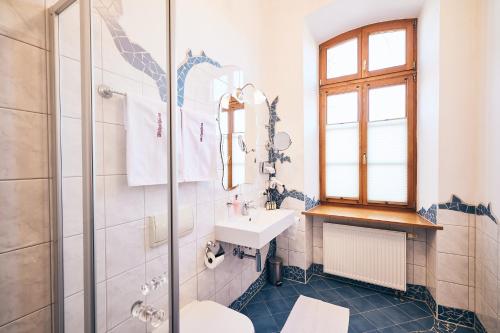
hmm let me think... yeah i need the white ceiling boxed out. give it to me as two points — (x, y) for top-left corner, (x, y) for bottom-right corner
(305, 0), (426, 43)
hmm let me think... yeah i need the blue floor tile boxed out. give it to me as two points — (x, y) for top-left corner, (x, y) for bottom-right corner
(293, 284), (320, 298)
(398, 301), (432, 319)
(239, 274), (470, 333)
(277, 285), (299, 298)
(242, 302), (271, 319)
(347, 296), (379, 313)
(250, 315), (279, 333)
(379, 305), (413, 324)
(362, 309), (396, 329)
(349, 314), (377, 333)
(336, 286), (363, 299)
(265, 298), (294, 315)
(272, 312), (289, 330)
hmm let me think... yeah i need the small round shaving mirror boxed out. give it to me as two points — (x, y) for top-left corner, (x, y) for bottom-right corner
(272, 132), (292, 151)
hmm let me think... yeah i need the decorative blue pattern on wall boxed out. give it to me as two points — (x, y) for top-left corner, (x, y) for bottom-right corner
(418, 204), (438, 224)
(97, 9), (169, 102)
(439, 195), (496, 223)
(229, 239), (277, 311)
(266, 97), (291, 164)
(419, 195), (496, 225)
(176, 50), (221, 107)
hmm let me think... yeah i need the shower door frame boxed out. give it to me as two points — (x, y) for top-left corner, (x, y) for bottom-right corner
(48, 0), (179, 332)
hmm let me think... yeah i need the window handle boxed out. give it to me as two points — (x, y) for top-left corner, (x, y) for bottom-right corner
(362, 153), (367, 165)
(362, 59), (367, 72)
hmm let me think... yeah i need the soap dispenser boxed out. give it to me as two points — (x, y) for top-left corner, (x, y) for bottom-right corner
(232, 195), (241, 215)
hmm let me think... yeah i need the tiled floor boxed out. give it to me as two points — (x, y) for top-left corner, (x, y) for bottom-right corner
(239, 275), (476, 333)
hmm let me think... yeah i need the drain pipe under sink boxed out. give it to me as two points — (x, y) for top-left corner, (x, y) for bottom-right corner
(233, 246), (262, 272)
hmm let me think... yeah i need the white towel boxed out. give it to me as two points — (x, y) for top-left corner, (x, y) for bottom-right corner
(125, 94), (168, 186)
(180, 109), (217, 182)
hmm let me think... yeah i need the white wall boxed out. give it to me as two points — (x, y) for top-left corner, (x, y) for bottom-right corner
(475, 0), (500, 331)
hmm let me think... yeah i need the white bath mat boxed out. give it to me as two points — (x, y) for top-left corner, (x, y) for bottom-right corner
(281, 295), (350, 333)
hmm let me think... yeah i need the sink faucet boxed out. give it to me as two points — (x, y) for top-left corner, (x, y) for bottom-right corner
(241, 200), (256, 216)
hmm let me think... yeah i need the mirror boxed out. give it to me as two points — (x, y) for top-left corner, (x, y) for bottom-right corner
(272, 131), (292, 151)
(218, 95), (258, 190)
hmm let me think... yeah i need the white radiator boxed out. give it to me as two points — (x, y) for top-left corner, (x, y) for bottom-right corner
(323, 223), (407, 291)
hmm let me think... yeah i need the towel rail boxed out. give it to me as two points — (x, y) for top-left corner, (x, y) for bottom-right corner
(97, 84), (126, 99)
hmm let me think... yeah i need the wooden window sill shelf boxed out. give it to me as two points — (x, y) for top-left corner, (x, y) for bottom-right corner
(302, 205), (443, 230)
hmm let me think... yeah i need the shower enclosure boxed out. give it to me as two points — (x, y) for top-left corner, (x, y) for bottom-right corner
(49, 0), (178, 332)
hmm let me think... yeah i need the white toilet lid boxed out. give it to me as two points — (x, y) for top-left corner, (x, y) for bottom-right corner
(180, 300), (254, 333)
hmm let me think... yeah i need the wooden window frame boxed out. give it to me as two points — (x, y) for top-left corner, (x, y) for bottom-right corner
(319, 19), (417, 210)
(222, 97), (244, 190)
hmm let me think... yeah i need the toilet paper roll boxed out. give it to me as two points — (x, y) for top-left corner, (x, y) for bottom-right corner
(204, 252), (224, 269)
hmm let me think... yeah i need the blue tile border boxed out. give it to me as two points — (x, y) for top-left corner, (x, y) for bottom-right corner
(307, 263), (480, 330)
(419, 194), (496, 225)
(417, 204), (437, 224)
(475, 314), (488, 333)
(229, 238), (277, 311)
(439, 195), (496, 224)
(438, 305), (475, 328)
(283, 265), (307, 283)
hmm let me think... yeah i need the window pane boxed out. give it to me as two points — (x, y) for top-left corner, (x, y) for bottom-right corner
(326, 123), (359, 198)
(369, 84), (406, 121)
(326, 38), (358, 79)
(369, 29), (406, 71)
(367, 119), (407, 203)
(327, 91), (358, 124)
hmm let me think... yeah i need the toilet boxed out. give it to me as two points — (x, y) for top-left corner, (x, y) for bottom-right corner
(153, 300), (254, 333)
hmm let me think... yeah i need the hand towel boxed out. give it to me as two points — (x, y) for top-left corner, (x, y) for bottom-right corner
(180, 109), (218, 182)
(125, 94), (168, 186)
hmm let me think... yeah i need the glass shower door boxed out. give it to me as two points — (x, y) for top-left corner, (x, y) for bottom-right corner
(52, 0), (175, 332)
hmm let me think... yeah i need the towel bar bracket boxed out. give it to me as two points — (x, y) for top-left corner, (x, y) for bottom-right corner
(97, 84), (126, 99)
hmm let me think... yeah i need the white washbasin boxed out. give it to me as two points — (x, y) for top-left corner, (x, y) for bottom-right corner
(215, 208), (296, 248)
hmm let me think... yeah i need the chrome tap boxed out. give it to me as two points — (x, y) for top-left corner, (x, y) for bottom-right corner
(241, 200), (256, 216)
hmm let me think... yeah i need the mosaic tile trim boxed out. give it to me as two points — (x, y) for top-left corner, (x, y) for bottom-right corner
(438, 305), (475, 328)
(418, 204), (438, 224)
(439, 194), (497, 223)
(266, 96), (291, 164)
(229, 239), (277, 311)
(269, 188), (320, 211)
(283, 265), (306, 283)
(96, 7), (168, 102)
(475, 314), (488, 333)
(176, 50), (221, 107)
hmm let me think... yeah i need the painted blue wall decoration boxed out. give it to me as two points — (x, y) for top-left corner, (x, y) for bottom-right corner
(418, 194), (496, 224)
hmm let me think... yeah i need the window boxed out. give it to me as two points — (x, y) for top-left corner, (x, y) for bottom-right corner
(319, 19), (417, 209)
(220, 97), (245, 189)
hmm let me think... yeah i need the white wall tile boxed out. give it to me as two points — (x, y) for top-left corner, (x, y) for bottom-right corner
(289, 250), (306, 270)
(414, 241), (427, 267)
(437, 225), (468, 256)
(104, 175), (145, 227)
(414, 265), (426, 286)
(62, 177), (83, 237)
(103, 123), (126, 175)
(180, 276), (197, 309)
(0, 109), (48, 179)
(312, 226), (322, 247)
(60, 56), (82, 119)
(179, 241), (197, 283)
(106, 266), (145, 329)
(437, 252), (468, 285)
(276, 247), (289, 266)
(437, 280), (469, 310)
(313, 246), (323, 264)
(102, 71), (141, 125)
(63, 234), (84, 296)
(197, 268), (215, 301)
(196, 202), (215, 238)
(64, 291), (84, 333)
(0, 179), (49, 253)
(106, 219), (145, 278)
(61, 116), (82, 177)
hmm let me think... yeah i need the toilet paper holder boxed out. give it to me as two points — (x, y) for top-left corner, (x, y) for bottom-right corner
(205, 241), (225, 259)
